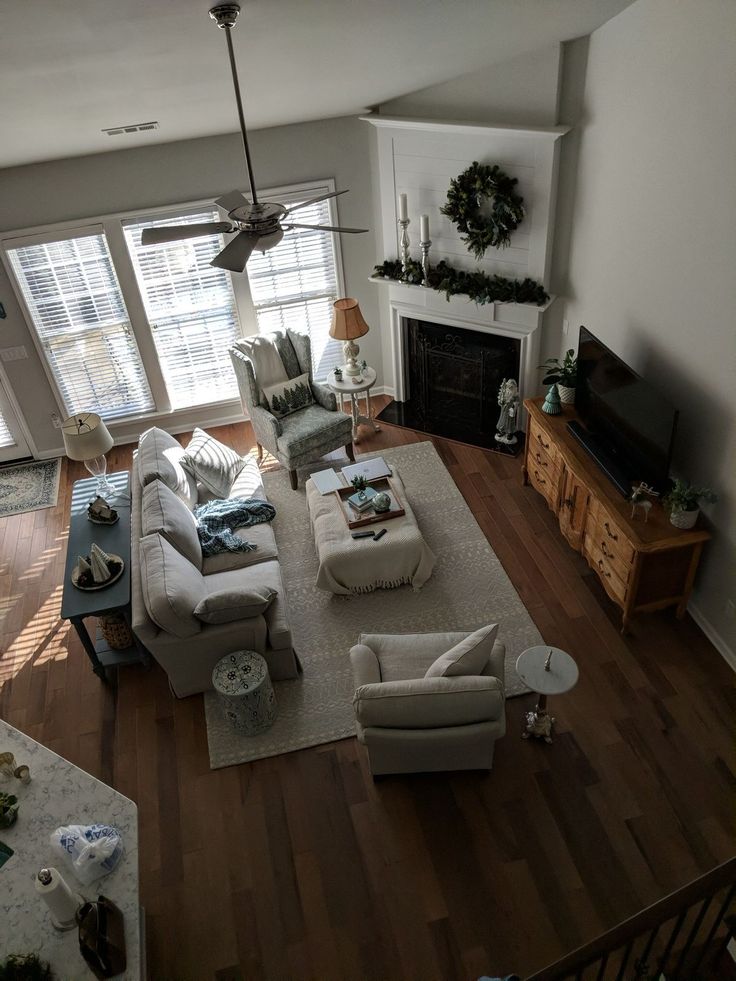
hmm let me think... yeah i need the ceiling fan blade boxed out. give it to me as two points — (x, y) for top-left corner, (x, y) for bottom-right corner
(283, 189), (348, 217)
(141, 222), (232, 245)
(210, 231), (261, 272)
(214, 189), (250, 214)
(283, 223), (368, 234)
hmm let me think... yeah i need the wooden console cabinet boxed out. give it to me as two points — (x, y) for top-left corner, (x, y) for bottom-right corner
(522, 398), (710, 631)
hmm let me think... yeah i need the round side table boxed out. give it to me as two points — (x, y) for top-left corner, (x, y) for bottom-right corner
(515, 646), (578, 743)
(212, 651), (277, 735)
(327, 366), (380, 442)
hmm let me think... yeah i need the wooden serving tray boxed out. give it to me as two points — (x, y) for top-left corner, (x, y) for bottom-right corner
(335, 477), (406, 529)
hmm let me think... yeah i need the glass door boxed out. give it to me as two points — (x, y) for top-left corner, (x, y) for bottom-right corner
(0, 375), (31, 462)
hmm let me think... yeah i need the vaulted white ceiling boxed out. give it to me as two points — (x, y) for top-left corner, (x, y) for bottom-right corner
(0, 0), (633, 169)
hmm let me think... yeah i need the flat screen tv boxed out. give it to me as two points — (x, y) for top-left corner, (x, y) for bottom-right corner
(574, 326), (678, 494)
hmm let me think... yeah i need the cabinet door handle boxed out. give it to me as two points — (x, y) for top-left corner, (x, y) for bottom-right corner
(535, 452), (548, 467)
(597, 559), (611, 578)
(564, 498), (574, 509)
(536, 433), (550, 450)
(601, 541), (613, 559)
(533, 469), (546, 485)
(604, 522), (618, 541)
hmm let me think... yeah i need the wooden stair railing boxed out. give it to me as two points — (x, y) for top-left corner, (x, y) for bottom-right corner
(525, 857), (736, 980)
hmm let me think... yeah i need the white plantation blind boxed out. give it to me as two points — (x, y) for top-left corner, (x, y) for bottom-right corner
(246, 195), (342, 379)
(124, 210), (242, 409)
(6, 233), (155, 420)
(0, 407), (14, 448)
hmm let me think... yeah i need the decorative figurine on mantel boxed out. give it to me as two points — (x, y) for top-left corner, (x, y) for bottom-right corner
(630, 482), (659, 522)
(495, 378), (521, 445)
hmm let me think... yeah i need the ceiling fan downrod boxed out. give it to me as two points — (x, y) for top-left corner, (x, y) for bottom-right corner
(209, 3), (259, 206)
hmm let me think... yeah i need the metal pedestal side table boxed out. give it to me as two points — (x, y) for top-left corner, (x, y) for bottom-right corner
(212, 651), (277, 735)
(327, 366), (380, 443)
(515, 646), (579, 743)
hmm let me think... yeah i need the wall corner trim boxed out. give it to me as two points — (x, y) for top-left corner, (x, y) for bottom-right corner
(688, 601), (736, 673)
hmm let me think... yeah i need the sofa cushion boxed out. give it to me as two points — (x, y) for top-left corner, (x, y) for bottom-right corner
(424, 624), (499, 679)
(141, 479), (202, 571)
(353, 676), (505, 729)
(196, 455), (266, 505)
(137, 427), (197, 508)
(276, 403), (352, 458)
(180, 427), (245, 498)
(139, 533), (204, 638)
(201, 522), (278, 574)
(263, 371), (314, 418)
(194, 584), (277, 624)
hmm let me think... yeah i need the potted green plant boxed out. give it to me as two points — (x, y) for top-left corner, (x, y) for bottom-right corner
(662, 478), (717, 529)
(0, 791), (19, 829)
(538, 349), (578, 404)
(0, 952), (55, 980)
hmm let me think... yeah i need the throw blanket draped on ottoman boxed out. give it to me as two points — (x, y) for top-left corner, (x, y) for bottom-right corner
(194, 498), (276, 556)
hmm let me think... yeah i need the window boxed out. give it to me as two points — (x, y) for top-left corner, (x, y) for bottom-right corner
(0, 408), (13, 448)
(246, 191), (343, 380)
(123, 209), (243, 409)
(6, 232), (155, 421)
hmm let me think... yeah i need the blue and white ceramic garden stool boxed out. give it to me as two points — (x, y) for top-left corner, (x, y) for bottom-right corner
(212, 651), (277, 735)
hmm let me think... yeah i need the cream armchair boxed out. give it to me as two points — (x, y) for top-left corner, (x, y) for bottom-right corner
(229, 328), (354, 488)
(350, 629), (506, 776)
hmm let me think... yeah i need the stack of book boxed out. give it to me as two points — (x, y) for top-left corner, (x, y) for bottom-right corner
(347, 486), (377, 513)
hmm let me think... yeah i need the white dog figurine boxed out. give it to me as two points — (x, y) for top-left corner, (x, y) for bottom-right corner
(630, 482), (659, 522)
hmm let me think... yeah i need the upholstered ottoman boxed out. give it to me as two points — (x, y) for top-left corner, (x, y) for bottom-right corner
(212, 651), (277, 735)
(305, 470), (435, 595)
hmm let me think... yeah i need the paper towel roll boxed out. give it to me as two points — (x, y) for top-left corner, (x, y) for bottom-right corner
(35, 867), (80, 930)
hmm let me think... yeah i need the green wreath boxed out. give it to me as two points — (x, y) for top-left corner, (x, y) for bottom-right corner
(440, 161), (525, 257)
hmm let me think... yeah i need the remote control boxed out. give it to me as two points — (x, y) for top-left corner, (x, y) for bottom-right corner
(373, 528), (387, 541)
(351, 530), (374, 539)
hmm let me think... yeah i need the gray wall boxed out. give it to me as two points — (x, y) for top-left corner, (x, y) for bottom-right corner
(0, 115), (380, 452)
(558, 0), (736, 658)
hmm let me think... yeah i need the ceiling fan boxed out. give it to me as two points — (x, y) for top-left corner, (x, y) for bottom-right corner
(141, 2), (367, 272)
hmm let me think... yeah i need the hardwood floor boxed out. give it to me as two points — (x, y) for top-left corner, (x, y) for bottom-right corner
(1, 402), (734, 979)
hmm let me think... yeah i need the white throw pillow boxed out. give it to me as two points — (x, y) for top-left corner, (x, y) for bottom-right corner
(139, 534), (204, 639)
(180, 427), (245, 498)
(237, 335), (288, 403)
(194, 585), (277, 625)
(137, 426), (197, 508)
(424, 623), (499, 678)
(262, 372), (314, 418)
(141, 479), (202, 571)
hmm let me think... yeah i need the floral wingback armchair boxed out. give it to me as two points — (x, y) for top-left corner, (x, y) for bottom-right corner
(230, 328), (354, 489)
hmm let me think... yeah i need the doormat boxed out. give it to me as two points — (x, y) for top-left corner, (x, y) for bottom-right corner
(0, 458), (61, 517)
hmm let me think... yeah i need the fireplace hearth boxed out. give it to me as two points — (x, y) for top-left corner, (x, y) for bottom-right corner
(377, 318), (521, 450)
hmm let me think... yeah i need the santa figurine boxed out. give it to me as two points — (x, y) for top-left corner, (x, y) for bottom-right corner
(495, 378), (521, 445)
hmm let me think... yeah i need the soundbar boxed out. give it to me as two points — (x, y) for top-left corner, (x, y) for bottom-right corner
(566, 420), (631, 498)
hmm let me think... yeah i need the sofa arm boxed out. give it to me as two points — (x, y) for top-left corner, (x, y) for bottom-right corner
(311, 381), (337, 411)
(249, 404), (282, 442)
(353, 675), (505, 730)
(350, 644), (382, 686)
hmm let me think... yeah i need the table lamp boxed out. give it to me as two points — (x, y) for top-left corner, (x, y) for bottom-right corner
(330, 298), (369, 377)
(62, 412), (115, 497)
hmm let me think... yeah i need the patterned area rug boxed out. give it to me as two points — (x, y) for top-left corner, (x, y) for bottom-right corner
(204, 441), (542, 769)
(0, 458), (61, 517)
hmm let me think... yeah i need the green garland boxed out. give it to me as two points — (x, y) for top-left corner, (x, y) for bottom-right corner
(373, 259), (549, 307)
(440, 161), (525, 257)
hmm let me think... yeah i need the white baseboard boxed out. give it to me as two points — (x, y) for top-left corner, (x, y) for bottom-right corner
(688, 601), (736, 672)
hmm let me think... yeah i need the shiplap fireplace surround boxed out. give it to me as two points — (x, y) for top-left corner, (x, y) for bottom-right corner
(363, 115), (569, 413)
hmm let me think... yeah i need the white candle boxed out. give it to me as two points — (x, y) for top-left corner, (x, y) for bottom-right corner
(398, 193), (408, 221)
(420, 214), (429, 241)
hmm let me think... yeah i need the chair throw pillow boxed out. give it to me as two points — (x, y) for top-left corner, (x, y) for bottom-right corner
(180, 427), (245, 498)
(262, 372), (314, 418)
(139, 534), (204, 638)
(236, 334), (289, 406)
(194, 585), (277, 625)
(424, 623), (499, 678)
(141, 479), (202, 571)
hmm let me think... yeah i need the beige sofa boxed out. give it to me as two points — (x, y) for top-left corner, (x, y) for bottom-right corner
(350, 629), (506, 775)
(131, 427), (298, 697)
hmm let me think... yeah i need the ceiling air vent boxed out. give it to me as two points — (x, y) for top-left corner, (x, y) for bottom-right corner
(102, 121), (159, 136)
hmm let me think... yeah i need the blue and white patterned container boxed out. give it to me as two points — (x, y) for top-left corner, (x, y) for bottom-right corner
(211, 651), (277, 735)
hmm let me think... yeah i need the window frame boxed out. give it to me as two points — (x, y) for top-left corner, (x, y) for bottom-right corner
(0, 179), (347, 426)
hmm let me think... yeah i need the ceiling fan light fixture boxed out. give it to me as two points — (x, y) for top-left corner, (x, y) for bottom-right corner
(209, 3), (241, 30)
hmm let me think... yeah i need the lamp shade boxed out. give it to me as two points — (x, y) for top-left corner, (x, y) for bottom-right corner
(330, 298), (369, 341)
(62, 412), (114, 461)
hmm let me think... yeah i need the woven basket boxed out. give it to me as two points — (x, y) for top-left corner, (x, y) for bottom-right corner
(100, 615), (134, 651)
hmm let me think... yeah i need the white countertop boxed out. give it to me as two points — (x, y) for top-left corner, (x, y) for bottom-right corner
(0, 721), (140, 979)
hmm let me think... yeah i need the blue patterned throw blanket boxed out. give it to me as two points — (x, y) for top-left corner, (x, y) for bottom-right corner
(194, 498), (276, 556)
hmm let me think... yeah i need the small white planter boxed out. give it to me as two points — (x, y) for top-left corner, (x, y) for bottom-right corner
(670, 508), (699, 530)
(558, 384), (576, 404)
